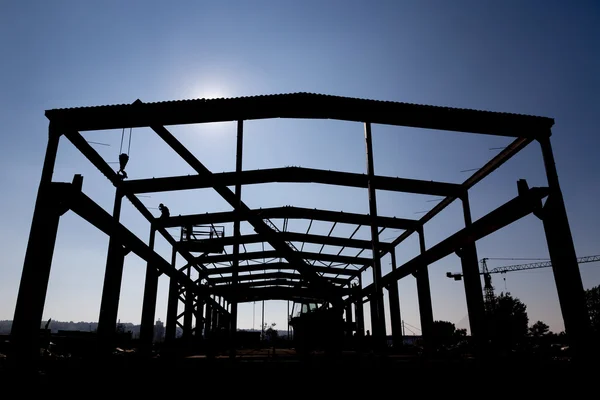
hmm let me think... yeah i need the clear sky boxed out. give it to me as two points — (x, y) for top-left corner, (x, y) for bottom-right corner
(1, 0), (599, 336)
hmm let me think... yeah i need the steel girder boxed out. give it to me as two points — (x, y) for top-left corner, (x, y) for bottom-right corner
(122, 166), (463, 197)
(210, 271), (349, 286)
(222, 285), (350, 303)
(193, 249), (372, 267)
(178, 231), (392, 252)
(198, 262), (360, 277)
(159, 206), (417, 230)
(45, 93), (553, 138)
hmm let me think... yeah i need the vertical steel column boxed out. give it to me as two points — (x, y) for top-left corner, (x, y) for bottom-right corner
(183, 267), (193, 342)
(11, 126), (61, 364)
(416, 227), (434, 355)
(195, 298), (204, 341)
(459, 194), (486, 357)
(364, 122), (386, 349)
(204, 300), (212, 338)
(97, 188), (126, 353)
(345, 301), (353, 337)
(368, 295), (377, 338)
(139, 227), (158, 356)
(261, 299), (265, 340)
(212, 297), (219, 331)
(388, 249), (403, 349)
(354, 275), (365, 339)
(165, 247), (178, 343)
(230, 120), (243, 356)
(538, 136), (591, 360)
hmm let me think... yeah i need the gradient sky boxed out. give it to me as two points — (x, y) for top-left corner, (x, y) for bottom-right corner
(1, 1), (599, 336)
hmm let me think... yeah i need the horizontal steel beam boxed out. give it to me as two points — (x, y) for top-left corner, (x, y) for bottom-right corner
(161, 206), (417, 230)
(62, 183), (226, 313)
(199, 249), (372, 266)
(224, 286), (351, 303)
(45, 93), (553, 138)
(211, 271), (348, 285)
(199, 262), (360, 277)
(212, 279), (310, 295)
(122, 167), (463, 197)
(179, 231), (392, 252)
(356, 186), (549, 299)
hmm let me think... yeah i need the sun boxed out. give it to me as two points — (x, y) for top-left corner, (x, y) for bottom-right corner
(187, 81), (230, 100)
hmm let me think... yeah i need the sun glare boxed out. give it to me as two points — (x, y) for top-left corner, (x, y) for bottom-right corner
(187, 81), (230, 100)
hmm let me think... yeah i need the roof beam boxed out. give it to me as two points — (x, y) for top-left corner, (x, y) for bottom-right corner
(122, 167), (463, 197)
(223, 286), (351, 303)
(199, 250), (372, 266)
(46, 93), (553, 138)
(160, 206), (417, 230)
(211, 272), (348, 285)
(179, 231), (392, 252)
(200, 262), (359, 277)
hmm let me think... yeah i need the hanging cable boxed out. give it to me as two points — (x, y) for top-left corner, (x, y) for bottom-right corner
(127, 127), (133, 155)
(119, 128), (125, 154)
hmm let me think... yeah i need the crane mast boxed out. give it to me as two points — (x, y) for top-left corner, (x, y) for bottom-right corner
(480, 258), (496, 308)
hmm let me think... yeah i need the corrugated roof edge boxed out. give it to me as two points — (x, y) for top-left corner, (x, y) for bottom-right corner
(45, 92), (553, 122)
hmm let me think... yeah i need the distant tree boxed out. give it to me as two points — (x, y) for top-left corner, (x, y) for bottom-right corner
(529, 321), (550, 338)
(585, 285), (600, 336)
(432, 320), (456, 348)
(455, 328), (467, 338)
(431, 320), (467, 350)
(263, 323), (278, 342)
(486, 292), (529, 354)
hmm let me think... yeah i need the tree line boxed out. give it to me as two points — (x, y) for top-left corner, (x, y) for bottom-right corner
(430, 284), (600, 357)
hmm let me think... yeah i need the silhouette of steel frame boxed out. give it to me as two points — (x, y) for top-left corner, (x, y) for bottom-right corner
(122, 167), (463, 197)
(16, 92), (591, 364)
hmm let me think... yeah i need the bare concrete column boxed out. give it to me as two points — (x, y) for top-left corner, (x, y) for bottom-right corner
(416, 227), (434, 355)
(195, 298), (204, 340)
(364, 122), (386, 350)
(183, 271), (194, 342)
(459, 194), (486, 358)
(230, 120), (243, 357)
(11, 124), (62, 365)
(139, 227), (158, 356)
(204, 300), (212, 338)
(388, 249), (403, 349)
(165, 247), (178, 343)
(538, 136), (592, 361)
(97, 188), (126, 354)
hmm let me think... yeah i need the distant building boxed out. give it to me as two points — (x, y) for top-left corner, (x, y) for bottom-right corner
(154, 319), (165, 343)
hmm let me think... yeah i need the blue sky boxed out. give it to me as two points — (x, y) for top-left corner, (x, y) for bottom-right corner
(1, 0), (599, 336)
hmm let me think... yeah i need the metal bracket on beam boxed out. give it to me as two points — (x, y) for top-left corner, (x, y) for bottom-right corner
(518, 179), (545, 220)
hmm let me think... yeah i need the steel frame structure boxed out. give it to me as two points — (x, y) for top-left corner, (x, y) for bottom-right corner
(10, 92), (592, 364)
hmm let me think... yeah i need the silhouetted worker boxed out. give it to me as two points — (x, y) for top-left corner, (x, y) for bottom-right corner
(158, 203), (170, 219)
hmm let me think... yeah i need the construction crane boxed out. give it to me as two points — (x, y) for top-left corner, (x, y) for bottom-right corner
(446, 255), (600, 305)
